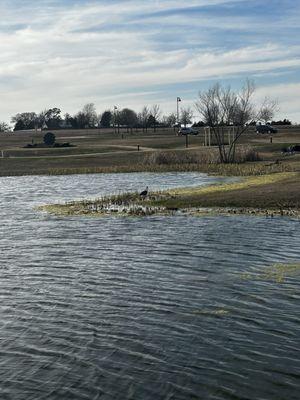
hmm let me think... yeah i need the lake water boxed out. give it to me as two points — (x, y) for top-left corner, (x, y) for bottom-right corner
(0, 172), (299, 400)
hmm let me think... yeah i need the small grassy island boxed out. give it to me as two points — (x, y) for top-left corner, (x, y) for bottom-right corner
(40, 171), (300, 218)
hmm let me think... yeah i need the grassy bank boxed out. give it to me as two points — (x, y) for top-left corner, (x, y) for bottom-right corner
(39, 171), (300, 217)
(1, 155), (298, 177)
(149, 172), (300, 211)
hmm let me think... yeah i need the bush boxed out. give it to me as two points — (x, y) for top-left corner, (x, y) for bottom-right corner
(234, 145), (261, 162)
(43, 132), (56, 146)
(144, 149), (220, 165)
(144, 146), (260, 166)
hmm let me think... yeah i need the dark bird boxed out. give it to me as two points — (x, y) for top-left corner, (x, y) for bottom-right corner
(140, 186), (149, 197)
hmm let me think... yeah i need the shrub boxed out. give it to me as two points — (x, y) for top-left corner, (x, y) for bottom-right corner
(234, 145), (261, 163)
(43, 132), (56, 146)
(143, 146), (260, 166)
(144, 149), (220, 165)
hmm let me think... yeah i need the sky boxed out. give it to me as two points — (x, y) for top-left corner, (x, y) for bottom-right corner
(0, 0), (300, 123)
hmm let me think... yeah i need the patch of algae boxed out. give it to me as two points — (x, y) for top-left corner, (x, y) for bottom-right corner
(262, 262), (300, 283)
(192, 309), (229, 316)
(241, 262), (300, 283)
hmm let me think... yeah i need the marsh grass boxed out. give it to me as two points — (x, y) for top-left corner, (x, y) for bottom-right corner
(39, 190), (172, 217)
(143, 146), (261, 166)
(40, 171), (300, 217)
(39, 158), (295, 178)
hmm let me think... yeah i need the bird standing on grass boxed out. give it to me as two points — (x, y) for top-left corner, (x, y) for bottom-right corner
(140, 186), (149, 197)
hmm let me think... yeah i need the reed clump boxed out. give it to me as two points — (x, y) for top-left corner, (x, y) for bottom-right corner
(199, 162), (295, 176)
(39, 190), (174, 217)
(143, 149), (220, 165)
(143, 146), (261, 166)
(25, 161), (295, 177)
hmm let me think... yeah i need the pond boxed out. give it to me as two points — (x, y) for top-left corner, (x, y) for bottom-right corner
(0, 172), (299, 400)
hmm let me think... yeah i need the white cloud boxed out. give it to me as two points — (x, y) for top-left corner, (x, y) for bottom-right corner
(255, 83), (300, 124)
(0, 0), (299, 122)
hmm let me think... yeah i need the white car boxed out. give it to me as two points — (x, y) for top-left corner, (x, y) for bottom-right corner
(178, 127), (199, 135)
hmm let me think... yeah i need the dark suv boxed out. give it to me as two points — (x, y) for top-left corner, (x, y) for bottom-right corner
(256, 125), (277, 134)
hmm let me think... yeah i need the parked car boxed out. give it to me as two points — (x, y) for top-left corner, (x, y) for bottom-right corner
(256, 125), (278, 134)
(178, 127), (199, 135)
(282, 144), (300, 154)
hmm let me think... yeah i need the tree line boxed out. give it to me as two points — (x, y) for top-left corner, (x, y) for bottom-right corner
(0, 80), (292, 136)
(5, 103), (195, 132)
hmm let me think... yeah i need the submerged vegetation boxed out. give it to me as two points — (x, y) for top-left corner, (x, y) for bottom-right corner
(242, 262), (300, 283)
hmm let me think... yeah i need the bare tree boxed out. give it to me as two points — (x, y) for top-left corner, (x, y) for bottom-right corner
(150, 104), (161, 132)
(82, 103), (98, 128)
(180, 107), (193, 127)
(164, 113), (177, 127)
(138, 106), (150, 132)
(195, 80), (277, 163)
(161, 113), (177, 132)
(258, 97), (278, 124)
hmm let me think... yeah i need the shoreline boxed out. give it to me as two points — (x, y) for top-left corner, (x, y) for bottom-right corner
(0, 158), (298, 178)
(38, 171), (300, 218)
(39, 205), (300, 218)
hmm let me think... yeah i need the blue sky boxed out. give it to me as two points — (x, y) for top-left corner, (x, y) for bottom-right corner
(0, 0), (300, 122)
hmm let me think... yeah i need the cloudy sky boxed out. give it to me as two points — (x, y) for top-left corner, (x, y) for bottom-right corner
(0, 0), (300, 123)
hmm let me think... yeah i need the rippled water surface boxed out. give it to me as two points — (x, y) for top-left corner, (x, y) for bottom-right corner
(1, 172), (299, 400)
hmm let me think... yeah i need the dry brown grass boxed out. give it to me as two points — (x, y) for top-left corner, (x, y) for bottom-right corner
(143, 145), (260, 166)
(0, 126), (299, 177)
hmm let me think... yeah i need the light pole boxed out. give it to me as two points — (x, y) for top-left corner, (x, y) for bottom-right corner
(176, 97), (181, 126)
(114, 106), (117, 134)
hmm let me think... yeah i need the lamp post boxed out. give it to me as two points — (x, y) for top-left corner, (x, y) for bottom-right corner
(114, 106), (117, 134)
(176, 97), (181, 126)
